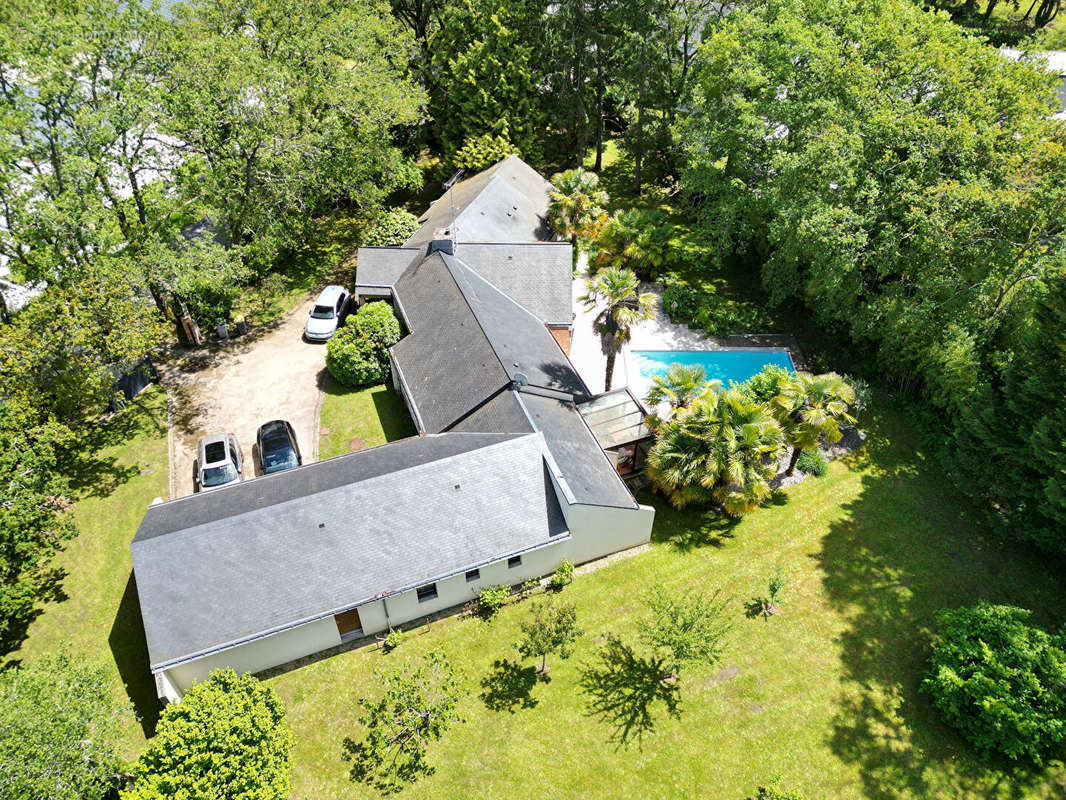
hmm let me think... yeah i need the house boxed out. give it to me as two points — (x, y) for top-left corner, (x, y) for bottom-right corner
(355, 155), (575, 353)
(131, 157), (654, 702)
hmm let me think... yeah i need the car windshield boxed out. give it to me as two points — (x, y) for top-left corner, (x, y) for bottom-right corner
(310, 304), (335, 320)
(262, 442), (298, 473)
(201, 463), (237, 487)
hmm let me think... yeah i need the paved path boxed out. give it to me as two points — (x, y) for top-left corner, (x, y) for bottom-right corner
(160, 297), (328, 499)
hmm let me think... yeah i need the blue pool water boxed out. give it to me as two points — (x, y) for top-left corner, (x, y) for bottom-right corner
(632, 349), (795, 386)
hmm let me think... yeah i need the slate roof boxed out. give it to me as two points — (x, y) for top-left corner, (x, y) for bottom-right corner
(453, 243), (573, 324)
(450, 390), (535, 434)
(405, 155), (554, 246)
(516, 393), (638, 509)
(354, 247), (422, 289)
(391, 251), (588, 432)
(132, 433), (568, 669)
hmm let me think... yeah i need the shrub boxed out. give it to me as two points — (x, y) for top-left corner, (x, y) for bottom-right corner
(325, 301), (401, 387)
(796, 449), (828, 477)
(123, 669), (293, 800)
(660, 272), (766, 337)
(549, 560), (574, 591)
(921, 603), (1066, 763)
(747, 781), (806, 800)
(475, 585), (510, 619)
(362, 208), (419, 247)
(382, 628), (406, 653)
(453, 132), (517, 172)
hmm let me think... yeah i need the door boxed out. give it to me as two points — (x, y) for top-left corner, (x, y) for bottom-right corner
(334, 607), (362, 637)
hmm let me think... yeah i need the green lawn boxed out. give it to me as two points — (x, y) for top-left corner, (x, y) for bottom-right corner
(10, 387), (170, 759)
(318, 377), (415, 459)
(272, 395), (1066, 800)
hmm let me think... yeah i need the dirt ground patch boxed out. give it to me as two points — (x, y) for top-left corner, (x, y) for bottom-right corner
(160, 297), (329, 498)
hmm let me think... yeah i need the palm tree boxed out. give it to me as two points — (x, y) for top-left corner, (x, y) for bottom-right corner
(589, 208), (673, 280)
(770, 372), (856, 475)
(647, 388), (784, 516)
(580, 267), (656, 392)
(547, 168), (609, 252)
(644, 363), (712, 415)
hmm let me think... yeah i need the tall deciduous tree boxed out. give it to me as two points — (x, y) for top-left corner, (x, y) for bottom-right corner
(580, 266), (656, 391)
(123, 670), (293, 800)
(0, 402), (75, 651)
(0, 0), (177, 284)
(0, 649), (130, 800)
(163, 0), (423, 267)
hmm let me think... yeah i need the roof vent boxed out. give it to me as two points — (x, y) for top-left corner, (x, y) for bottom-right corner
(427, 239), (454, 256)
(513, 372), (529, 387)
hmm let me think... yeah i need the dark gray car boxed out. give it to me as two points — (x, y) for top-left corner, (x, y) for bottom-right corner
(256, 420), (302, 475)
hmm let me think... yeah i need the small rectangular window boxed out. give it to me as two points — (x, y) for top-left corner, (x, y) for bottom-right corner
(416, 583), (437, 602)
(465, 569), (480, 583)
(507, 555), (522, 569)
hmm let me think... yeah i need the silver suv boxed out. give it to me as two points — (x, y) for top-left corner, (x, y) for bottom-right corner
(196, 433), (244, 492)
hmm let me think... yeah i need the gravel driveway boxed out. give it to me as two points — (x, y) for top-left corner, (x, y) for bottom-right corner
(160, 297), (329, 498)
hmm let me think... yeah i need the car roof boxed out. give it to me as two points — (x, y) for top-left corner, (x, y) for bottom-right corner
(198, 434), (232, 465)
(313, 285), (348, 305)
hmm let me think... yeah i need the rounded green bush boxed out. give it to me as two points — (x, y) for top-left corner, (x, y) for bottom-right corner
(362, 208), (419, 247)
(326, 301), (401, 387)
(921, 603), (1066, 763)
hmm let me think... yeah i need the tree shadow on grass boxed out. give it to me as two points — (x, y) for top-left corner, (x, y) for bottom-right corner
(641, 490), (740, 551)
(580, 636), (680, 748)
(816, 398), (1066, 798)
(108, 572), (161, 737)
(480, 658), (541, 713)
(60, 390), (167, 499)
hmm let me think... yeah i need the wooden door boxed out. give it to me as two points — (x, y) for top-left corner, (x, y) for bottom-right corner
(334, 607), (362, 637)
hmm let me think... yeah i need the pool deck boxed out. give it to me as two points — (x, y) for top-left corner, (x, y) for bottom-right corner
(569, 263), (807, 397)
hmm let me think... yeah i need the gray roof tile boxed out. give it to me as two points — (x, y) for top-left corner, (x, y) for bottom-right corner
(132, 433), (567, 669)
(453, 242), (573, 324)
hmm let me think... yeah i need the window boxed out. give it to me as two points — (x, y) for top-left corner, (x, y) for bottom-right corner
(508, 555), (522, 569)
(465, 569), (480, 583)
(416, 583), (437, 603)
(336, 294), (346, 312)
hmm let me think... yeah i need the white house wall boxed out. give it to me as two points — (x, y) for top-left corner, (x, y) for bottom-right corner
(562, 503), (655, 565)
(161, 616), (342, 696)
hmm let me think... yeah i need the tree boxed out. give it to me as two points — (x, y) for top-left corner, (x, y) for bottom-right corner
(588, 208), (673, 280)
(547, 168), (609, 252)
(0, 402), (75, 651)
(647, 387), (784, 515)
(343, 650), (464, 794)
(516, 600), (581, 673)
(431, 0), (548, 164)
(162, 0), (423, 268)
(0, 649), (130, 800)
(767, 372), (856, 476)
(580, 635), (680, 745)
(0, 270), (166, 424)
(123, 669), (293, 800)
(639, 586), (732, 669)
(644, 363), (710, 415)
(0, 0), (177, 286)
(580, 267), (656, 391)
(453, 132), (518, 171)
(921, 603), (1066, 764)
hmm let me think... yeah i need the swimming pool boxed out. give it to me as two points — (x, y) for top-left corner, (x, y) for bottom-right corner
(631, 348), (796, 387)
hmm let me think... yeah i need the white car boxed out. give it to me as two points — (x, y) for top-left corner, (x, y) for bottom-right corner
(196, 433), (244, 492)
(304, 285), (350, 342)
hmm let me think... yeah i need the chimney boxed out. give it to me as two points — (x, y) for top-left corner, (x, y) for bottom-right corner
(427, 239), (454, 256)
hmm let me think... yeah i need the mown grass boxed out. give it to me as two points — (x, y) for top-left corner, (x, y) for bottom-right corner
(8, 387), (170, 759)
(318, 378), (415, 460)
(272, 395), (1066, 800)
